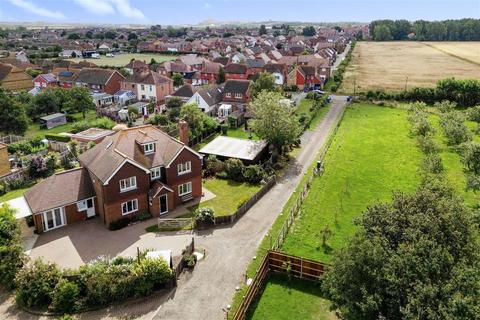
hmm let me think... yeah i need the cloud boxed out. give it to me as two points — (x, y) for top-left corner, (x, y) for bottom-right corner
(7, 0), (66, 19)
(74, 0), (145, 19)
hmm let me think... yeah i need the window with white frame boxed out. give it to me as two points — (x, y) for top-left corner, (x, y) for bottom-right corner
(144, 142), (155, 154)
(150, 167), (161, 180)
(178, 182), (192, 196)
(235, 93), (242, 99)
(177, 161), (192, 175)
(225, 92), (231, 98)
(121, 199), (138, 215)
(141, 84), (145, 90)
(119, 176), (137, 192)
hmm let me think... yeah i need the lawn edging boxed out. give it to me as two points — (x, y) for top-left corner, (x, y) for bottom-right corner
(228, 101), (348, 319)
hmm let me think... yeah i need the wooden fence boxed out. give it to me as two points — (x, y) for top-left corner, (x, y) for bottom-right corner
(0, 134), (27, 145)
(233, 250), (328, 320)
(214, 178), (276, 225)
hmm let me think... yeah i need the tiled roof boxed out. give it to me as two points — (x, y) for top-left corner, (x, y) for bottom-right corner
(223, 79), (251, 95)
(124, 70), (172, 85)
(171, 84), (197, 98)
(24, 168), (95, 213)
(224, 63), (248, 74)
(73, 68), (122, 85)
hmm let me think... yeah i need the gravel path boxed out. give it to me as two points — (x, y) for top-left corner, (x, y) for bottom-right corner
(0, 96), (348, 320)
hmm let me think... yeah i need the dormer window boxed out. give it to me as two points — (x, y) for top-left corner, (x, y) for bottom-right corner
(144, 142), (155, 154)
(225, 92), (232, 98)
(235, 93), (242, 99)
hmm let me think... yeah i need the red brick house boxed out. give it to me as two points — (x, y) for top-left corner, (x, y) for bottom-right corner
(33, 73), (57, 89)
(73, 68), (125, 95)
(24, 125), (203, 233)
(199, 61), (222, 85)
(294, 65), (324, 90)
(224, 63), (249, 80)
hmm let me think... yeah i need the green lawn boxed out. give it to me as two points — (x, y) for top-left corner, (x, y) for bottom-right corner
(24, 110), (97, 139)
(66, 53), (176, 67)
(281, 104), (423, 262)
(190, 178), (261, 217)
(0, 186), (31, 203)
(295, 98), (314, 115)
(296, 98), (332, 130)
(247, 273), (337, 320)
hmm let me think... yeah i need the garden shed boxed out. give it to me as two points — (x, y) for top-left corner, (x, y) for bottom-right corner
(40, 113), (67, 129)
(199, 136), (268, 164)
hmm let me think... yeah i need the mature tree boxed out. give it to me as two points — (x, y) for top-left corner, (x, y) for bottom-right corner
(217, 66), (225, 84)
(104, 31), (117, 40)
(166, 97), (183, 110)
(0, 89), (28, 135)
(127, 32), (138, 41)
(251, 72), (277, 98)
(461, 142), (480, 192)
(373, 24), (393, 41)
(302, 26), (316, 36)
(468, 105), (480, 132)
(85, 30), (93, 39)
(29, 89), (60, 118)
(322, 178), (480, 320)
(67, 33), (80, 40)
(180, 103), (204, 137)
(259, 24), (267, 35)
(249, 91), (302, 154)
(440, 111), (472, 145)
(172, 73), (184, 87)
(64, 87), (95, 119)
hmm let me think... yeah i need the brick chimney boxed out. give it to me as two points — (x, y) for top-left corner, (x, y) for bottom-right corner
(178, 120), (189, 145)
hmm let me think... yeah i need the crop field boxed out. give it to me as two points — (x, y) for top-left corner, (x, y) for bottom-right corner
(66, 53), (176, 67)
(340, 41), (480, 93)
(281, 104), (423, 262)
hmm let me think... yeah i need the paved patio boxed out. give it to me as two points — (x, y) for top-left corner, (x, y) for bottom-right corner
(29, 218), (194, 269)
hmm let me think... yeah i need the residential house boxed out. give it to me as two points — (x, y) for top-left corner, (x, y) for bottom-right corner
(263, 63), (287, 85)
(224, 63), (248, 80)
(33, 73), (57, 89)
(246, 59), (265, 77)
(52, 68), (79, 88)
(121, 69), (173, 104)
(219, 79), (251, 124)
(73, 68), (125, 95)
(166, 84), (198, 104)
(124, 59), (149, 75)
(293, 65), (324, 90)
(0, 62), (33, 91)
(199, 61), (222, 85)
(187, 85), (224, 116)
(25, 125), (203, 233)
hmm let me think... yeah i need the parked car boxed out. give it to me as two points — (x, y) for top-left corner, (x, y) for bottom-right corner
(91, 53), (100, 59)
(106, 53), (114, 58)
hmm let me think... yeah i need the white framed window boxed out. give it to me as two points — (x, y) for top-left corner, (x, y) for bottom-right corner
(225, 92), (231, 98)
(141, 84), (145, 90)
(178, 182), (192, 196)
(119, 176), (137, 192)
(144, 142), (155, 154)
(177, 161), (192, 175)
(150, 167), (161, 180)
(235, 93), (242, 99)
(121, 199), (138, 215)
(42, 207), (66, 231)
(149, 85), (153, 91)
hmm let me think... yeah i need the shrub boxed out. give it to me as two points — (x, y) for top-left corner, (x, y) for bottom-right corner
(225, 158), (245, 182)
(243, 165), (266, 184)
(27, 155), (50, 179)
(205, 155), (225, 177)
(146, 114), (169, 126)
(7, 177), (30, 190)
(220, 124), (228, 134)
(417, 136), (439, 154)
(92, 117), (116, 130)
(109, 217), (131, 231)
(45, 133), (71, 143)
(216, 171), (228, 179)
(440, 111), (472, 145)
(182, 254), (197, 268)
(15, 259), (62, 309)
(421, 153), (444, 174)
(71, 120), (90, 133)
(134, 212), (152, 222)
(194, 207), (215, 224)
(0, 205), (26, 289)
(51, 279), (79, 313)
(133, 258), (173, 296)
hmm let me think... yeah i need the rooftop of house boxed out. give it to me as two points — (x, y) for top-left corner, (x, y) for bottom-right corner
(170, 83), (198, 98)
(124, 69), (172, 85)
(223, 79), (251, 95)
(73, 68), (123, 85)
(71, 127), (115, 141)
(224, 63), (248, 74)
(196, 85), (224, 106)
(78, 125), (199, 184)
(24, 167), (95, 213)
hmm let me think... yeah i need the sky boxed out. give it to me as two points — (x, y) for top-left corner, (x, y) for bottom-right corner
(0, 0), (478, 25)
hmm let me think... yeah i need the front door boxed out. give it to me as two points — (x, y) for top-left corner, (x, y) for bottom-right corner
(42, 207), (66, 232)
(159, 194), (168, 215)
(86, 198), (95, 218)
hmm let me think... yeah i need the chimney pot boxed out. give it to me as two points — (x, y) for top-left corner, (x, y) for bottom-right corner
(178, 120), (189, 144)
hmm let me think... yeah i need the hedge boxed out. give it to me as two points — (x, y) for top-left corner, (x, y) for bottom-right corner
(45, 134), (71, 143)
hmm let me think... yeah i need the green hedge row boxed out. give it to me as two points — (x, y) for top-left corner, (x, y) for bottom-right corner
(45, 134), (71, 143)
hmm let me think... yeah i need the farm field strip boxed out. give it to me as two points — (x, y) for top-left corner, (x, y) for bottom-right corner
(340, 41), (480, 93)
(281, 103), (423, 262)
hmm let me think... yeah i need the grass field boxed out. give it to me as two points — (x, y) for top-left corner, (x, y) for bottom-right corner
(340, 41), (480, 93)
(281, 104), (423, 262)
(247, 273), (336, 320)
(189, 178), (261, 217)
(66, 53), (176, 67)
